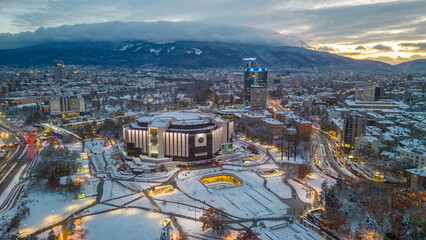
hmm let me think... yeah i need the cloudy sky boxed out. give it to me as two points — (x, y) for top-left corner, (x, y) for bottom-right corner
(0, 0), (425, 64)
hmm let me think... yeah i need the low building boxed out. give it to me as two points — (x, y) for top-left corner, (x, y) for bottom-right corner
(123, 112), (233, 162)
(0, 97), (39, 107)
(355, 84), (376, 101)
(49, 95), (88, 117)
(215, 109), (243, 120)
(274, 111), (297, 125)
(262, 118), (284, 137)
(354, 84), (384, 101)
(400, 148), (426, 168)
(328, 108), (349, 120)
(294, 119), (312, 141)
(344, 100), (402, 110)
(241, 112), (267, 125)
(355, 136), (380, 154)
(330, 118), (343, 140)
(406, 168), (425, 190)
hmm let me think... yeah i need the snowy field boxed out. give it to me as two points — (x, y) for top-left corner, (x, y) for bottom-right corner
(153, 190), (210, 218)
(272, 152), (307, 165)
(266, 176), (292, 199)
(288, 180), (314, 204)
(101, 180), (136, 201)
(84, 139), (113, 154)
(18, 189), (96, 236)
(117, 180), (160, 191)
(81, 209), (177, 240)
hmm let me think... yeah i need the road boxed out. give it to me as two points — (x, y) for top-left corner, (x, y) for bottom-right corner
(39, 123), (82, 140)
(315, 130), (359, 183)
(0, 122), (39, 213)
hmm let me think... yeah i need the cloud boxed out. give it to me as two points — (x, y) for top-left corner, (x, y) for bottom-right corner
(373, 44), (392, 51)
(398, 42), (426, 52)
(317, 46), (337, 52)
(289, 0), (426, 44)
(0, 21), (300, 49)
(298, 40), (316, 49)
(410, 54), (425, 60)
(0, 0), (425, 46)
(365, 54), (425, 65)
(0, 0), (425, 64)
(339, 52), (361, 56)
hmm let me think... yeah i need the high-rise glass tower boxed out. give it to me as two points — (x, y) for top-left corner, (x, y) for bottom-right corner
(243, 58), (267, 103)
(54, 60), (66, 81)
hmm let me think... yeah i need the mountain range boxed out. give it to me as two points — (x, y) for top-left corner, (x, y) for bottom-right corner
(0, 40), (424, 72)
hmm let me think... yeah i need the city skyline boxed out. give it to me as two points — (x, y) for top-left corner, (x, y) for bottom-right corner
(0, 3), (425, 239)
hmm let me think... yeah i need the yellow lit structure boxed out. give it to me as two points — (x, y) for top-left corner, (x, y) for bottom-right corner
(201, 174), (242, 186)
(149, 185), (176, 196)
(261, 169), (283, 178)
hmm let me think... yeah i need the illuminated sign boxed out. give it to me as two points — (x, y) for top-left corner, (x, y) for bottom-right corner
(149, 127), (159, 155)
(246, 67), (266, 72)
(221, 143), (233, 153)
(243, 58), (256, 61)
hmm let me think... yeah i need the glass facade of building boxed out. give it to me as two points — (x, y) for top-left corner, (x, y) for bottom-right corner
(243, 58), (267, 102)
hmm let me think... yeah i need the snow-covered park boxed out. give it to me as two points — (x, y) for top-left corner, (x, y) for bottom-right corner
(0, 135), (328, 240)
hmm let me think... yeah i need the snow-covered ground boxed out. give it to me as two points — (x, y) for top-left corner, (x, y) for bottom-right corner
(92, 154), (105, 172)
(81, 209), (177, 240)
(303, 173), (335, 193)
(101, 180), (135, 201)
(85, 139), (113, 155)
(288, 179), (314, 204)
(81, 177), (100, 196)
(266, 176), (292, 199)
(272, 152), (307, 165)
(117, 180), (159, 191)
(176, 217), (205, 239)
(67, 141), (83, 152)
(236, 138), (307, 164)
(253, 220), (324, 240)
(1, 134), (327, 239)
(177, 170), (289, 219)
(18, 190), (96, 236)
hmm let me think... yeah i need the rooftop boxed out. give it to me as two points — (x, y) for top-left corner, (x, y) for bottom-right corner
(262, 118), (284, 125)
(406, 168), (426, 177)
(355, 136), (379, 143)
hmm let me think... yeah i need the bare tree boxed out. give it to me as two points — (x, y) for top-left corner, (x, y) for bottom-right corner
(297, 164), (312, 180)
(237, 228), (259, 240)
(200, 208), (229, 237)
